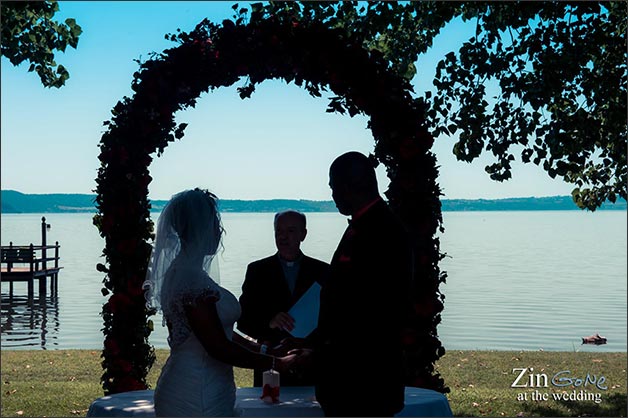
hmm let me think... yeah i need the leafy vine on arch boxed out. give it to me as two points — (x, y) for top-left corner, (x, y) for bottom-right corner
(94, 16), (448, 395)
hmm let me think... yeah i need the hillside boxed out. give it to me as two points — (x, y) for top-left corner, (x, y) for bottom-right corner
(1, 190), (625, 213)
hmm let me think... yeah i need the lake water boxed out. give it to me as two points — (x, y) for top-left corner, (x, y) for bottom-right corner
(1, 211), (626, 352)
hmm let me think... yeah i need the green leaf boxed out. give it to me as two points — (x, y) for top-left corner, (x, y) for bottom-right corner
(174, 123), (188, 139)
(96, 263), (109, 273)
(608, 192), (617, 203)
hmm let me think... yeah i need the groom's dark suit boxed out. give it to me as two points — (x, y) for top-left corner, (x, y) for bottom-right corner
(237, 253), (329, 386)
(313, 198), (413, 416)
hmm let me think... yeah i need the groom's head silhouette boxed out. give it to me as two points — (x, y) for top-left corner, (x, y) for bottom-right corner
(329, 151), (379, 216)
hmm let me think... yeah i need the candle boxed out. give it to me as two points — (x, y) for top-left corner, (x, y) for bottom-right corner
(261, 369), (280, 403)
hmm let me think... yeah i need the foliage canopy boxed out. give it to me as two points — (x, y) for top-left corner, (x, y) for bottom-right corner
(1, 0), (82, 88)
(244, 1), (627, 210)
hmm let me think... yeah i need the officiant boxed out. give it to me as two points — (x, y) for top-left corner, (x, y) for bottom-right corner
(237, 210), (329, 386)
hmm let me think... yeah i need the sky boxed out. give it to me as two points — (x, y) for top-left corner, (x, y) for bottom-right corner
(1, 1), (577, 201)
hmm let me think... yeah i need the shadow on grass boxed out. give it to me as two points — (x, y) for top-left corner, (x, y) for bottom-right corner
(523, 393), (627, 417)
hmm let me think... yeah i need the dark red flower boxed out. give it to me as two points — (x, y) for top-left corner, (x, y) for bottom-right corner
(116, 239), (138, 256)
(100, 215), (114, 234)
(104, 337), (120, 355)
(399, 137), (421, 160)
(140, 123), (155, 137)
(116, 146), (129, 163)
(418, 221), (431, 235)
(399, 176), (416, 191)
(139, 174), (152, 188)
(414, 300), (434, 316)
(127, 281), (144, 298)
(401, 329), (417, 346)
(108, 292), (132, 313)
(158, 105), (172, 118)
(115, 359), (133, 373)
(116, 376), (146, 392)
(411, 377), (427, 388)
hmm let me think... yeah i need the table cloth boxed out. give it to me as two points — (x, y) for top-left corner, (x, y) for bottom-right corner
(86, 386), (453, 417)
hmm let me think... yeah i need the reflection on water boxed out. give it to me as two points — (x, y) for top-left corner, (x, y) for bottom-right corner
(1, 290), (60, 349)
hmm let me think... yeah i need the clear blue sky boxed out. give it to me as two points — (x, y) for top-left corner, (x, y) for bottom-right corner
(1, 1), (575, 201)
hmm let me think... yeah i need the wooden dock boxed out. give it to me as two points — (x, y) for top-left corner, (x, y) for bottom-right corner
(1, 217), (62, 299)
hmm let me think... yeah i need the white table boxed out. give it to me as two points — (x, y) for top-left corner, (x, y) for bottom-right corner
(235, 387), (322, 417)
(87, 386), (452, 417)
(86, 390), (155, 417)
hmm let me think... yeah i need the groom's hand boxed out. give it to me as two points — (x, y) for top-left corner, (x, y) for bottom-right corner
(271, 337), (308, 356)
(269, 312), (295, 332)
(275, 352), (299, 374)
(286, 348), (314, 369)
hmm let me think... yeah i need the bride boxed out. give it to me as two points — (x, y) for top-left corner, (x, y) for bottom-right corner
(144, 188), (295, 416)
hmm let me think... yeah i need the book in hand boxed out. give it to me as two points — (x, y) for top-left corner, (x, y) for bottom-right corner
(287, 282), (321, 338)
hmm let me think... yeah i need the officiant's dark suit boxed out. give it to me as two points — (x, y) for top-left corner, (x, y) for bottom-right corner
(237, 211), (329, 386)
(312, 151), (413, 417)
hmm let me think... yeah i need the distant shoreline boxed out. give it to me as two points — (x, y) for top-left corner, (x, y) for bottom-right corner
(1, 190), (626, 213)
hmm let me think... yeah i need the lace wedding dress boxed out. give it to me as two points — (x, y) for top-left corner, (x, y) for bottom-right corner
(153, 261), (241, 417)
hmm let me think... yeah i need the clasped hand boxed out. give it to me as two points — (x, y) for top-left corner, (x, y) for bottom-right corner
(274, 348), (313, 374)
(268, 337), (313, 373)
(266, 316), (314, 373)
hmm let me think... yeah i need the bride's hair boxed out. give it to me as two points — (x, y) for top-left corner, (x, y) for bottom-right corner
(143, 188), (224, 311)
(171, 188), (224, 254)
(163, 188), (224, 255)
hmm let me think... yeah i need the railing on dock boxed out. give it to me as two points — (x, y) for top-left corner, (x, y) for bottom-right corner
(0, 217), (63, 298)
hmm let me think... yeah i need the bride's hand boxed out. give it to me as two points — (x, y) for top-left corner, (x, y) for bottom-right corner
(274, 353), (298, 374)
(271, 337), (308, 356)
(274, 349), (313, 374)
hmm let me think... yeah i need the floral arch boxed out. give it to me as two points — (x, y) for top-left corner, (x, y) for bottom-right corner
(94, 16), (448, 395)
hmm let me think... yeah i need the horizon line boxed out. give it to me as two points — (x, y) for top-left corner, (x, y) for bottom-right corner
(1, 189), (595, 202)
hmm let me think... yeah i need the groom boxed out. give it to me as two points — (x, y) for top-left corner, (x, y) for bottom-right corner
(295, 151), (414, 416)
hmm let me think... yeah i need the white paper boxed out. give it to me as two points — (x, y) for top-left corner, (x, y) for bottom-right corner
(287, 282), (321, 338)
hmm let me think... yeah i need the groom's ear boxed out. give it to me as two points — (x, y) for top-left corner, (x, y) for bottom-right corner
(300, 228), (308, 242)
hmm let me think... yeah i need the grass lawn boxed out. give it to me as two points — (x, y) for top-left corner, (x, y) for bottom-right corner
(435, 350), (626, 417)
(1, 349), (625, 417)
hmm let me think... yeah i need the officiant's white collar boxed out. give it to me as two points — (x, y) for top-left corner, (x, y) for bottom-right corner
(277, 251), (303, 267)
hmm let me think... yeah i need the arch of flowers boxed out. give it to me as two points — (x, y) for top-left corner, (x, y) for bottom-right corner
(94, 16), (448, 395)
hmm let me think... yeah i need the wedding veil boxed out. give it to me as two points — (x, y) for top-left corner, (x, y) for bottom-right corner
(143, 189), (223, 313)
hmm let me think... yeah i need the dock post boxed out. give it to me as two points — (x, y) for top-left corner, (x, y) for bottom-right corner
(41, 217), (48, 271)
(27, 279), (34, 299)
(9, 242), (14, 294)
(28, 244), (35, 299)
(52, 241), (60, 293)
(39, 275), (46, 295)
